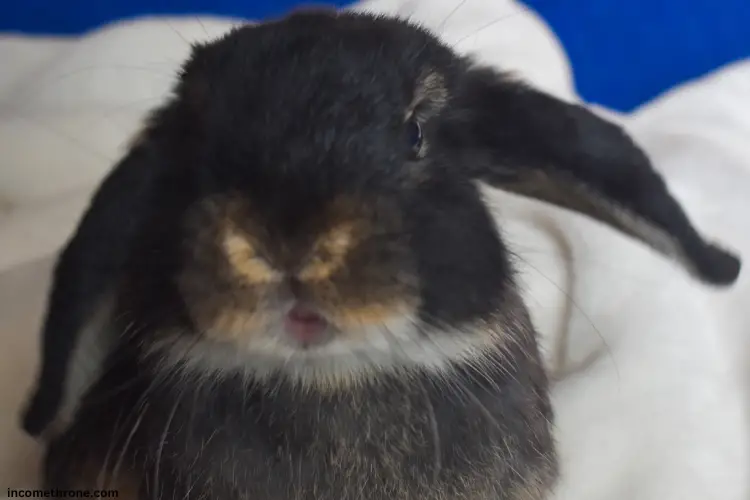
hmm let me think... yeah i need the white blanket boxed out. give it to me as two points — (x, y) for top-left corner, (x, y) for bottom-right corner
(1, 0), (748, 498)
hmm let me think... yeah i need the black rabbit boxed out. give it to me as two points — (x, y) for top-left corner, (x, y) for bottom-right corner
(21, 10), (741, 500)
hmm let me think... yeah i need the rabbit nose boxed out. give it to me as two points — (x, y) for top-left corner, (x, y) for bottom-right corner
(284, 302), (330, 345)
(275, 277), (331, 345)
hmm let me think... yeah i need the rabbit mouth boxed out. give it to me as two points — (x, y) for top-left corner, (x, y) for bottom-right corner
(282, 302), (332, 347)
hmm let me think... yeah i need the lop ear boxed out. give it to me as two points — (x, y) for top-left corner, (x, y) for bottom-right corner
(20, 140), (160, 438)
(447, 68), (741, 286)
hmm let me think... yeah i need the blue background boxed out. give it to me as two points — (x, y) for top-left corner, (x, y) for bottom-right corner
(1, 0), (749, 111)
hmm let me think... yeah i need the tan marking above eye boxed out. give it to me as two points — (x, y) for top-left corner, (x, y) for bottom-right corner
(298, 222), (358, 281)
(221, 225), (280, 284)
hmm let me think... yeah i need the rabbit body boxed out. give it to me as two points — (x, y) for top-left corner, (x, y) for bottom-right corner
(45, 327), (554, 500)
(22, 10), (740, 500)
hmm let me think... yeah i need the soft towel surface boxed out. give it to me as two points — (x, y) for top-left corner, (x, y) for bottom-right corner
(1, 1), (749, 498)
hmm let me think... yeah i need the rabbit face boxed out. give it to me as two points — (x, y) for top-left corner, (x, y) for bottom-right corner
(122, 13), (521, 387)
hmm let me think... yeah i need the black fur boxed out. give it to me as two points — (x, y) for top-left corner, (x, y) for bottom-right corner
(21, 143), (163, 436)
(22, 9), (742, 500)
(44, 323), (554, 500)
(435, 68), (740, 284)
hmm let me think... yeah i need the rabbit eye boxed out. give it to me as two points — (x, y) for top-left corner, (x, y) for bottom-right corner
(405, 118), (423, 158)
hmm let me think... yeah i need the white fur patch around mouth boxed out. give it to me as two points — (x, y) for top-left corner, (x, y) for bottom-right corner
(146, 315), (508, 388)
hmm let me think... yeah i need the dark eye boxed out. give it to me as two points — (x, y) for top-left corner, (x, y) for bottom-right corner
(405, 118), (423, 157)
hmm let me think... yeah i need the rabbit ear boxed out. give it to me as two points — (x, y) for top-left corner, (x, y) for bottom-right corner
(21, 141), (160, 438)
(450, 68), (741, 286)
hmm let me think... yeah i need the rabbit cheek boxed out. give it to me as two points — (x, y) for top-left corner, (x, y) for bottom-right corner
(177, 239), (276, 346)
(178, 265), (274, 346)
(303, 233), (421, 336)
(312, 278), (419, 334)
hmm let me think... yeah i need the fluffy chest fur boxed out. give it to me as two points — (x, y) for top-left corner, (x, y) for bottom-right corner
(45, 341), (555, 500)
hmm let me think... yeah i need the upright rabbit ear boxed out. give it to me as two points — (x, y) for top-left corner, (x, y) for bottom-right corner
(447, 68), (741, 286)
(21, 139), (160, 438)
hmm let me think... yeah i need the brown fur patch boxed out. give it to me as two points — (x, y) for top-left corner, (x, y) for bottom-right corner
(332, 301), (414, 329)
(177, 196), (273, 343)
(297, 198), (420, 332)
(299, 221), (359, 281)
(206, 308), (270, 341)
(221, 221), (281, 284)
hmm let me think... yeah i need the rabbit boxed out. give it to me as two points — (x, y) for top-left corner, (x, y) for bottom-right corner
(19, 9), (741, 500)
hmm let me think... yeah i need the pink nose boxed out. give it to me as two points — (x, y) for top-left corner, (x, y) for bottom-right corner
(284, 303), (329, 344)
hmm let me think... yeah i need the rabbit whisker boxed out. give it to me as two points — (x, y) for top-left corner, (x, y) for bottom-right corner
(110, 401), (150, 489)
(153, 390), (183, 500)
(437, 0), (469, 33)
